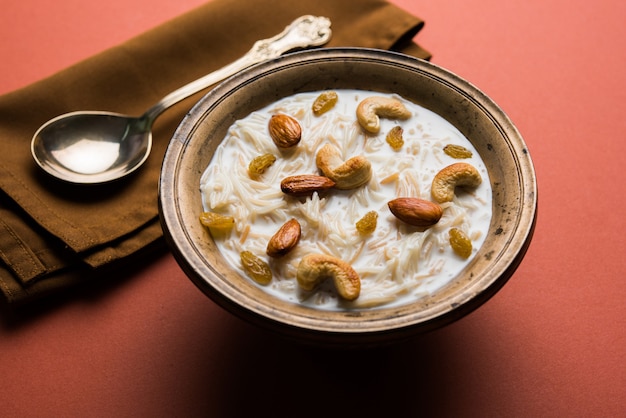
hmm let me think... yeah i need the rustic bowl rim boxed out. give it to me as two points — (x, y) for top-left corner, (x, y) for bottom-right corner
(159, 47), (537, 347)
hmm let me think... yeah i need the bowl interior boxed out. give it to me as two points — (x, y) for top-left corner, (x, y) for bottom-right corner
(159, 48), (537, 346)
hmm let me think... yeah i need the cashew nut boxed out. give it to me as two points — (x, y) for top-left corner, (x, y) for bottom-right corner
(296, 254), (361, 301)
(315, 143), (371, 189)
(356, 96), (412, 134)
(431, 162), (483, 203)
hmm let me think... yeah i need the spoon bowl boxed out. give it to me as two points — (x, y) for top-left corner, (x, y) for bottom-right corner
(30, 15), (332, 184)
(32, 111), (152, 183)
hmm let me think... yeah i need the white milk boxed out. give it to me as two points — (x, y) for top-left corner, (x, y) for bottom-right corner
(200, 90), (492, 310)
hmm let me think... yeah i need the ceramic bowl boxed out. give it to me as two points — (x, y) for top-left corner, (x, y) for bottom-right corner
(159, 48), (537, 348)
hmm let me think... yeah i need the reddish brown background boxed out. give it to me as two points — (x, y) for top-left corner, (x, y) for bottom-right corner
(1, 0), (624, 416)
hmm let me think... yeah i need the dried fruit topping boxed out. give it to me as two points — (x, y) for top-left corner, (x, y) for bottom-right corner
(280, 174), (336, 197)
(240, 250), (272, 285)
(296, 254), (361, 301)
(386, 126), (404, 150)
(268, 114), (302, 148)
(315, 143), (372, 190)
(388, 197), (443, 227)
(443, 144), (473, 159)
(356, 211), (378, 235)
(431, 162), (482, 203)
(248, 153), (276, 178)
(449, 228), (472, 259)
(312, 91), (338, 116)
(356, 96), (411, 134)
(199, 211), (235, 233)
(266, 218), (301, 257)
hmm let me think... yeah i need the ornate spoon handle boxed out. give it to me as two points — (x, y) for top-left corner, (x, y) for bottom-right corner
(142, 15), (332, 123)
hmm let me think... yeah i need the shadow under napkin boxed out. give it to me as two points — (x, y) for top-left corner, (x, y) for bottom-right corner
(0, 0), (430, 307)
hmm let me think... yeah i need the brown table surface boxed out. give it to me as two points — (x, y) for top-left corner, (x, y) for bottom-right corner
(1, 0), (624, 416)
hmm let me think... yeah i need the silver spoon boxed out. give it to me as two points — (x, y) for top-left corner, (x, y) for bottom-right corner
(31, 15), (332, 184)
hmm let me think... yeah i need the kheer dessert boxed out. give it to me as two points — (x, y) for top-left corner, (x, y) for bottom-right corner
(200, 90), (492, 310)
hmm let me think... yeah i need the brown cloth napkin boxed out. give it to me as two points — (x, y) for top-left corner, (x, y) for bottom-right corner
(0, 0), (430, 306)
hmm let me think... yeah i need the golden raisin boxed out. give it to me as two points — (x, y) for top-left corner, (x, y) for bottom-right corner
(356, 211), (378, 235)
(386, 126), (404, 150)
(199, 211), (235, 233)
(248, 153), (276, 178)
(312, 91), (338, 116)
(240, 251), (272, 285)
(449, 228), (472, 259)
(443, 144), (473, 159)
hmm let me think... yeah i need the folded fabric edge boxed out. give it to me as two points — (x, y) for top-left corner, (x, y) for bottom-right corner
(81, 217), (163, 268)
(0, 237), (168, 311)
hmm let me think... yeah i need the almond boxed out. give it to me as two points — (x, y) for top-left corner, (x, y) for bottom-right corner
(268, 114), (302, 148)
(280, 174), (335, 196)
(266, 218), (301, 258)
(388, 197), (443, 227)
